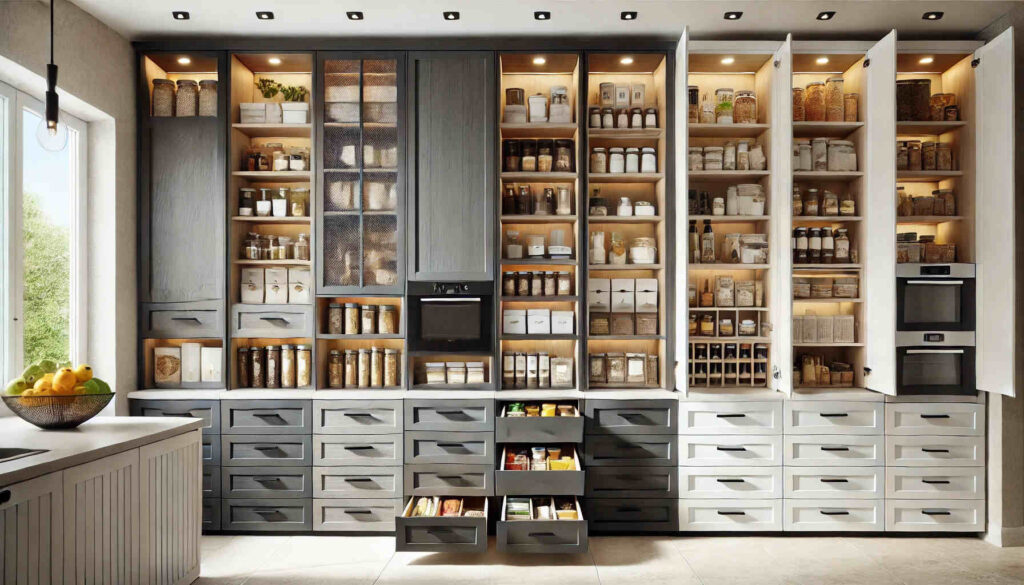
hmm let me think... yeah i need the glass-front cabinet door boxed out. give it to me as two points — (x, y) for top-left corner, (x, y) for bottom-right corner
(317, 53), (405, 294)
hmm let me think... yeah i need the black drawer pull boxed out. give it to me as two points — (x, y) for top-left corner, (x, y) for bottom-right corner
(436, 442), (466, 448)
(161, 411), (195, 417)
(715, 413), (746, 419)
(252, 508), (283, 519)
(253, 412), (285, 420)
(435, 410), (467, 416)
(253, 476), (282, 483)
(820, 446), (850, 452)
(617, 412), (650, 421)
(528, 532), (557, 537)
(259, 316), (292, 323)
(820, 478), (849, 483)
(820, 510), (850, 516)
(922, 479), (951, 485)
(920, 414), (951, 419)
(343, 477), (375, 483)
(717, 511), (746, 516)
(716, 478), (745, 484)
(922, 510), (952, 516)
(819, 413), (849, 418)
(253, 445), (281, 452)
(347, 509), (374, 514)
(615, 506), (641, 513)
(922, 448), (950, 453)
(426, 527), (454, 534)
(0, 490), (10, 505)
(170, 316), (202, 322)
(343, 412), (379, 418)
(716, 446), (747, 452)
(343, 445), (375, 451)
(436, 475), (466, 480)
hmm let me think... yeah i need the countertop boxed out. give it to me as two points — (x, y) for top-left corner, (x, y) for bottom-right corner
(0, 415), (203, 486)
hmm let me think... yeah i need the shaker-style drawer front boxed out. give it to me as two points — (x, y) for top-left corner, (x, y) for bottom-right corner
(785, 435), (884, 467)
(885, 499), (985, 532)
(203, 498), (221, 532)
(222, 400), (312, 434)
(886, 467), (985, 500)
(231, 305), (314, 338)
(584, 434), (677, 467)
(496, 498), (588, 554)
(143, 306), (223, 338)
(785, 402), (884, 435)
(203, 435), (221, 465)
(314, 466), (402, 499)
(405, 431), (494, 465)
(585, 467), (678, 499)
(222, 434), (312, 466)
(495, 469), (585, 497)
(314, 435), (403, 467)
(404, 464), (494, 496)
(131, 399), (221, 434)
(313, 498), (401, 532)
(678, 499), (782, 532)
(585, 400), (678, 435)
(680, 435), (782, 467)
(784, 499), (884, 532)
(396, 498), (489, 553)
(314, 400), (403, 435)
(203, 466), (221, 498)
(222, 498), (312, 532)
(784, 467), (884, 500)
(496, 413), (584, 443)
(885, 436), (985, 467)
(222, 466), (312, 499)
(586, 498), (679, 533)
(885, 403), (984, 436)
(678, 402), (782, 436)
(679, 466), (782, 499)
(405, 399), (494, 432)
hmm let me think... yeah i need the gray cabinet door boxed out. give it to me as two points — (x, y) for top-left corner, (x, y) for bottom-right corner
(407, 52), (495, 281)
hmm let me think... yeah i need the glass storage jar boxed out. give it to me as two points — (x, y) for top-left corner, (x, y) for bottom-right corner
(328, 303), (343, 334)
(294, 233), (310, 261)
(825, 77), (845, 121)
(827, 140), (856, 172)
(344, 303), (360, 334)
(625, 147), (640, 173)
(792, 87), (805, 121)
(250, 347), (265, 388)
(590, 148), (608, 174)
(289, 188), (309, 217)
(715, 88), (734, 123)
(936, 143), (953, 171)
(645, 107), (658, 128)
(198, 79), (218, 116)
(688, 147), (704, 171)
(608, 147), (625, 173)
(516, 272), (531, 296)
(361, 305), (377, 334)
(907, 140), (922, 170)
(328, 350), (344, 388)
(543, 271), (557, 296)
(734, 90), (756, 124)
(237, 347), (250, 388)
(265, 346), (280, 388)
(370, 347), (383, 387)
(537, 139), (554, 173)
(554, 139), (574, 172)
(896, 79), (931, 121)
(175, 80), (198, 117)
(844, 93), (859, 121)
(812, 138), (829, 171)
(239, 188), (256, 216)
(272, 188), (288, 217)
(589, 106), (602, 128)
(557, 271), (571, 295)
(930, 93), (956, 122)
(152, 79), (175, 117)
(520, 139), (538, 172)
(384, 349), (399, 387)
(804, 81), (825, 121)
(503, 140), (521, 172)
(357, 349), (370, 388)
(280, 344), (296, 388)
(897, 141), (909, 170)
(688, 85), (699, 122)
(378, 305), (397, 334)
(344, 350), (358, 387)
(601, 107), (614, 128)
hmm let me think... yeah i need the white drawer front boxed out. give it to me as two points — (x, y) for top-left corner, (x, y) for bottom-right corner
(678, 402), (783, 436)
(680, 435), (783, 467)
(784, 499), (884, 532)
(784, 402), (883, 435)
(785, 435), (884, 467)
(679, 466), (782, 499)
(679, 499), (782, 532)
(885, 403), (984, 436)
(785, 466), (884, 499)
(886, 436), (985, 467)
(886, 467), (985, 500)
(885, 500), (985, 532)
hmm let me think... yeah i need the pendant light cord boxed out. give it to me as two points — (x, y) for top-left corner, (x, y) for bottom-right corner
(50, 0), (54, 65)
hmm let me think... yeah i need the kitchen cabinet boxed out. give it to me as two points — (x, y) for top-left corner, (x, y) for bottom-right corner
(0, 471), (64, 584)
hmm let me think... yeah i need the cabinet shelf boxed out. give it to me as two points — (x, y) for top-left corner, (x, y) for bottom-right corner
(688, 215), (769, 221)
(689, 307), (769, 312)
(501, 258), (577, 266)
(793, 342), (864, 347)
(317, 333), (405, 340)
(793, 263), (862, 270)
(793, 216), (862, 222)
(897, 170), (963, 182)
(896, 215), (964, 224)
(793, 298), (863, 303)
(501, 215), (577, 223)
(231, 123), (312, 138)
(500, 123), (578, 138)
(793, 171), (864, 181)
(589, 127), (664, 139)
(500, 334), (577, 341)
(589, 172), (664, 183)
(323, 210), (397, 217)
(231, 216), (311, 223)
(588, 215), (663, 224)
(690, 337), (770, 342)
(233, 259), (312, 266)
(688, 123), (770, 138)
(688, 263), (769, 270)
(589, 264), (663, 271)
(689, 170), (770, 182)
(896, 121), (966, 135)
(501, 172), (577, 182)
(324, 122), (397, 130)
(233, 171), (311, 181)
(323, 168), (398, 174)
(792, 121), (864, 138)
(589, 335), (665, 340)
(500, 296), (579, 302)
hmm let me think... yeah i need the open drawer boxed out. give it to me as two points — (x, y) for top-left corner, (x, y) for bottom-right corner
(396, 496), (488, 553)
(495, 403), (584, 443)
(496, 446), (584, 496)
(496, 496), (588, 554)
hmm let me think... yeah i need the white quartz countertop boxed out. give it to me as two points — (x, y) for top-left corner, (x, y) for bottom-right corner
(0, 415), (203, 486)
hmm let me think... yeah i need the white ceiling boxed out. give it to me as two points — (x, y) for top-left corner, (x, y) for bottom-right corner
(71, 0), (1021, 41)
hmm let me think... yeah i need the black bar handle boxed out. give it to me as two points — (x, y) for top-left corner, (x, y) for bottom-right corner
(343, 412), (377, 418)
(715, 413), (746, 419)
(922, 479), (951, 485)
(253, 477), (282, 483)
(436, 443), (466, 448)
(253, 412), (284, 420)
(819, 413), (849, 418)
(436, 475), (466, 480)
(436, 410), (466, 415)
(920, 414), (951, 419)
(922, 448), (950, 453)
(820, 446), (850, 452)
(820, 478), (849, 483)
(343, 445), (375, 450)
(616, 506), (642, 513)
(347, 509), (373, 514)
(170, 316), (202, 321)
(716, 478), (745, 483)
(162, 411), (195, 417)
(717, 511), (746, 516)
(922, 510), (952, 516)
(528, 532), (557, 537)
(343, 477), (374, 482)
(820, 510), (850, 516)
(427, 527), (453, 534)
(716, 446), (747, 452)
(253, 445), (280, 451)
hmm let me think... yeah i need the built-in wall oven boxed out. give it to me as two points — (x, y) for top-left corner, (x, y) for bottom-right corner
(408, 281), (493, 353)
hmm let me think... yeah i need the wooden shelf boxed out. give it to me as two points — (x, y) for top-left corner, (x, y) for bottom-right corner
(896, 121), (966, 135)
(793, 342), (864, 347)
(896, 215), (964, 224)
(500, 215), (577, 223)
(231, 216), (311, 223)
(500, 296), (578, 302)
(689, 123), (770, 138)
(793, 298), (863, 303)
(409, 384), (493, 391)
(690, 306), (769, 312)
(501, 258), (577, 266)
(688, 215), (769, 221)
(587, 215), (662, 223)
(323, 168), (398, 174)
(323, 210), (397, 217)
(589, 172), (663, 184)
(234, 259), (312, 266)
(793, 216), (862, 222)
(324, 122), (397, 130)
(688, 263), (769, 270)
(318, 333), (405, 340)
(500, 123), (577, 138)
(690, 337), (771, 343)
(589, 335), (665, 340)
(588, 127), (664, 139)
(232, 123), (312, 138)
(689, 170), (770, 182)
(500, 334), (577, 341)
(897, 170), (963, 182)
(793, 171), (864, 181)
(793, 263), (862, 270)
(233, 171), (310, 181)
(793, 121), (864, 138)
(589, 264), (663, 270)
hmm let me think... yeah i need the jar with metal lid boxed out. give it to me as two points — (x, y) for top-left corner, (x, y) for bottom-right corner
(797, 140), (812, 171)
(844, 93), (859, 121)
(825, 77), (844, 121)
(265, 345), (281, 388)
(543, 272), (557, 297)
(688, 86), (699, 123)
(250, 346), (265, 388)
(384, 349), (399, 387)
(608, 147), (625, 173)
(378, 305), (398, 334)
(589, 106), (602, 128)
(793, 227), (808, 263)
(792, 185), (803, 216)
(175, 80), (198, 117)
(274, 236), (290, 260)
(808, 228), (822, 263)
(238, 188), (256, 217)
(834, 228), (850, 262)
(556, 186), (572, 215)
(530, 270), (544, 296)
(537, 139), (554, 173)
(328, 350), (344, 388)
(896, 141), (909, 170)
(503, 140), (521, 172)
(361, 305), (377, 334)
(936, 143), (952, 171)
(896, 79), (931, 121)
(502, 272), (516, 296)
(630, 107), (643, 128)
(327, 303), (344, 334)
(514, 185), (531, 215)
(723, 142), (736, 171)
(616, 108), (629, 129)
(714, 88), (734, 124)
(688, 147), (704, 171)
(520, 139), (538, 172)
(827, 140), (856, 172)
(734, 90), (757, 124)
(357, 349), (371, 388)
(294, 233), (310, 261)
(237, 347), (251, 388)
(601, 107), (614, 128)
(822, 189), (839, 216)
(907, 140), (922, 170)
(271, 188), (288, 217)
(554, 139), (574, 172)
(792, 87), (805, 121)
(639, 147), (657, 174)
(344, 303), (360, 334)
(812, 138), (829, 171)
(152, 79), (175, 117)
(198, 79), (218, 117)
(699, 314), (715, 337)
(840, 191), (856, 216)
(370, 347), (383, 387)
(295, 345), (311, 387)
(557, 271), (571, 296)
(255, 188), (272, 217)
(720, 317), (735, 336)
(289, 188), (309, 217)
(821, 227), (835, 264)
(344, 350), (358, 387)
(804, 81), (825, 121)
(922, 141), (937, 171)
(590, 147), (608, 174)
(644, 107), (658, 128)
(280, 344), (296, 388)
(625, 147), (640, 173)
(516, 272), (531, 296)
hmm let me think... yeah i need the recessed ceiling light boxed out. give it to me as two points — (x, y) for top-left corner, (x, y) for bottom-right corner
(268, 57), (282, 65)
(816, 11), (836, 21)
(347, 11), (363, 20)
(923, 11), (943, 20)
(919, 56), (935, 64)
(256, 11), (274, 20)
(724, 11), (743, 20)
(534, 11), (550, 20)
(172, 11), (189, 20)
(816, 57), (829, 65)
(177, 57), (191, 65)
(620, 57), (635, 65)
(533, 57), (546, 65)
(621, 11), (637, 20)
(443, 11), (460, 20)
(721, 57), (735, 65)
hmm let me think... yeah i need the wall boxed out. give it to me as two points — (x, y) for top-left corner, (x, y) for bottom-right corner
(0, 0), (136, 414)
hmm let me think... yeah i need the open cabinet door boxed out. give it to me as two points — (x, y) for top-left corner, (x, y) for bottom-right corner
(675, 26), (689, 393)
(769, 35), (793, 395)
(862, 30), (897, 396)
(974, 27), (1015, 396)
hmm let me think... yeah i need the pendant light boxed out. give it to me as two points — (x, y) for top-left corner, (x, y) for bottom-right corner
(36, 0), (68, 152)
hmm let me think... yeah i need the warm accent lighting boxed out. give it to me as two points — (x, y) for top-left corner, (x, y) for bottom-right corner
(177, 57), (191, 65)
(443, 11), (460, 20)
(620, 57), (635, 65)
(724, 11), (743, 20)
(721, 57), (735, 65)
(919, 56), (935, 64)
(256, 11), (274, 20)
(172, 11), (190, 20)
(268, 57), (282, 65)
(534, 11), (550, 20)
(817, 11), (836, 20)
(816, 57), (829, 65)
(533, 57), (546, 65)
(621, 11), (637, 20)
(347, 11), (364, 20)
(923, 11), (944, 20)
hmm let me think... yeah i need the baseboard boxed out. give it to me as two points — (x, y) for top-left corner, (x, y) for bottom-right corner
(178, 564), (201, 585)
(984, 525), (1024, 547)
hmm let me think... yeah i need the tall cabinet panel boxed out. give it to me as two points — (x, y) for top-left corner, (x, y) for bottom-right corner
(408, 52), (495, 281)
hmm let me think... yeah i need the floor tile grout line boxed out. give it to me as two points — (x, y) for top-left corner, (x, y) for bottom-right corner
(670, 539), (707, 585)
(371, 549), (396, 585)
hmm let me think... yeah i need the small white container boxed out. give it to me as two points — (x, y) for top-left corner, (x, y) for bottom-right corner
(609, 147), (626, 173)
(288, 268), (312, 304)
(528, 94), (548, 122)
(281, 102), (309, 124)
(552, 311), (575, 334)
(641, 147), (657, 173)
(588, 278), (611, 312)
(200, 347), (223, 383)
(264, 268), (289, 304)
(527, 309), (552, 335)
(180, 342), (202, 384)
(503, 309), (527, 335)
(240, 268), (265, 304)
(625, 148), (640, 173)
(617, 197), (633, 217)
(240, 103), (267, 124)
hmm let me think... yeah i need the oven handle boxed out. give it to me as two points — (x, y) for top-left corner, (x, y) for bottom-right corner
(420, 297), (482, 302)
(905, 280), (965, 286)
(905, 349), (965, 354)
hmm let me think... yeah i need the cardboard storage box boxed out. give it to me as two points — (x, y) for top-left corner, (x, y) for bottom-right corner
(288, 268), (312, 304)
(552, 311), (574, 334)
(264, 268), (288, 304)
(588, 278), (611, 312)
(636, 278), (659, 313)
(241, 268), (265, 304)
(503, 309), (527, 335)
(527, 309), (551, 335)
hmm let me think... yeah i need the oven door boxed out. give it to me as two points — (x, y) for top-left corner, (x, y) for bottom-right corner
(897, 277), (975, 331)
(408, 296), (493, 353)
(896, 347), (976, 396)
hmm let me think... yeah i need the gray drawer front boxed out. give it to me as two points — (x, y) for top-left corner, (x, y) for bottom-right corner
(585, 400), (678, 435)
(496, 415), (584, 443)
(222, 400), (313, 434)
(203, 498), (221, 532)
(231, 305), (314, 338)
(131, 399), (220, 435)
(222, 466), (313, 499)
(202, 435), (221, 466)
(405, 464), (494, 496)
(405, 399), (494, 432)
(222, 498), (312, 532)
(396, 515), (488, 552)
(314, 466), (403, 499)
(584, 434), (678, 467)
(203, 466), (221, 498)
(586, 467), (678, 499)
(586, 498), (679, 532)
(495, 470), (585, 496)
(313, 498), (401, 532)
(497, 520), (588, 554)
(314, 400), (403, 435)
(143, 306), (223, 338)
(405, 431), (494, 465)
(222, 434), (312, 466)
(314, 435), (403, 467)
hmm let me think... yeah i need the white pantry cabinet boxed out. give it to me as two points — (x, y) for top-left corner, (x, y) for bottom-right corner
(0, 471), (64, 584)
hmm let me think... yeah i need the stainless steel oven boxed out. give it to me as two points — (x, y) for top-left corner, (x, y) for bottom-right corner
(896, 264), (975, 332)
(408, 281), (493, 353)
(896, 332), (976, 396)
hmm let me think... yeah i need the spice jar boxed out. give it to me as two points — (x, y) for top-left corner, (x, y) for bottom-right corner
(361, 305), (377, 334)
(825, 77), (845, 121)
(237, 347), (251, 388)
(520, 139), (538, 172)
(734, 90), (757, 124)
(897, 141), (909, 170)
(294, 233), (310, 261)
(370, 347), (383, 387)
(250, 346), (265, 388)
(328, 350), (344, 388)
(608, 147), (625, 173)
(265, 345), (281, 388)
(936, 143), (952, 171)
(175, 80), (198, 117)
(922, 141), (937, 171)
(384, 349), (399, 387)
(344, 303), (360, 334)
(503, 140), (521, 172)
(152, 79), (175, 117)
(844, 93), (859, 121)
(625, 147), (640, 173)
(328, 303), (344, 334)
(822, 189), (839, 216)
(907, 140), (922, 171)
(344, 350), (358, 387)
(804, 81), (825, 121)
(808, 228), (822, 263)
(296, 344), (311, 387)
(590, 148), (608, 174)
(645, 107), (658, 128)
(554, 139), (574, 172)
(793, 227), (808, 263)
(556, 186), (572, 215)
(357, 349), (370, 388)
(198, 79), (218, 117)
(589, 106), (602, 128)
(280, 344), (296, 388)
(378, 305), (397, 334)
(515, 185), (532, 215)
(537, 139), (554, 173)
(630, 107), (643, 128)
(792, 87), (805, 121)
(601, 107), (614, 128)
(834, 228), (850, 262)
(239, 188), (256, 216)
(289, 188), (309, 217)
(839, 191), (856, 216)
(557, 271), (571, 295)
(821, 227), (835, 264)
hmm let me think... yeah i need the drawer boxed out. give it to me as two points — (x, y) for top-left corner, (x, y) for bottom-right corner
(203, 498), (221, 532)
(678, 402), (782, 436)
(130, 399), (220, 435)
(496, 497), (587, 554)
(142, 305), (223, 338)
(222, 498), (313, 532)
(886, 467), (985, 500)
(885, 435), (985, 467)
(314, 434), (403, 467)
(584, 434), (677, 467)
(222, 400), (313, 435)
(203, 466), (221, 498)
(231, 304), (314, 338)
(222, 466), (312, 499)
(313, 498), (401, 532)
(314, 400), (403, 435)
(885, 403), (984, 436)
(678, 466), (782, 499)
(396, 497), (489, 552)
(586, 498), (679, 533)
(585, 467), (678, 499)
(678, 499), (782, 532)
(404, 464), (494, 497)
(784, 402), (884, 435)
(202, 435), (221, 466)
(404, 399), (494, 432)
(784, 499), (884, 532)
(885, 499), (985, 532)
(495, 447), (584, 496)
(784, 435), (884, 467)
(585, 400), (678, 435)
(222, 434), (312, 466)
(496, 404), (583, 443)
(405, 431), (494, 465)
(679, 435), (782, 467)
(785, 466), (884, 499)
(314, 466), (402, 499)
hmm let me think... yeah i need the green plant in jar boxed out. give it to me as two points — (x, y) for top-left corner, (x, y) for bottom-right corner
(281, 85), (309, 102)
(255, 78), (281, 99)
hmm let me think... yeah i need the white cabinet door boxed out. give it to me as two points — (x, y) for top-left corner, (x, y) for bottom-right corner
(675, 26), (690, 391)
(974, 27), (1015, 396)
(770, 35), (794, 395)
(0, 471), (63, 584)
(862, 30), (898, 396)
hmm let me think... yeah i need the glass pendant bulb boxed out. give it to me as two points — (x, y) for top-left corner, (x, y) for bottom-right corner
(35, 115), (68, 152)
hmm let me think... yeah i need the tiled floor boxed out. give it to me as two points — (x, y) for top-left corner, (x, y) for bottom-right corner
(197, 534), (1024, 585)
